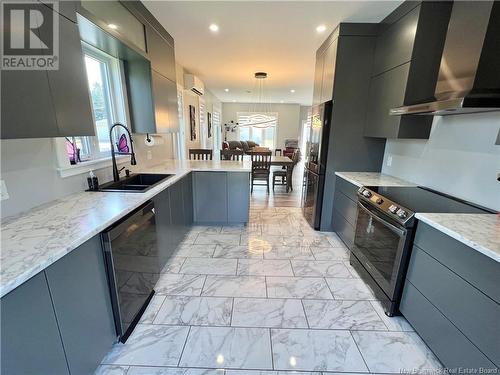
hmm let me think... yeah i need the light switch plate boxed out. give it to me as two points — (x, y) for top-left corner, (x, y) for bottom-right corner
(0, 180), (9, 201)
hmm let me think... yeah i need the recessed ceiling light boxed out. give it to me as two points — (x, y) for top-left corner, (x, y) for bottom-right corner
(209, 24), (219, 32)
(108, 24), (118, 30)
(316, 25), (326, 33)
(224, 88), (229, 92)
(290, 89), (295, 93)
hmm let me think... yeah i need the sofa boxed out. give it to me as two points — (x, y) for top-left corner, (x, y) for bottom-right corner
(222, 140), (259, 153)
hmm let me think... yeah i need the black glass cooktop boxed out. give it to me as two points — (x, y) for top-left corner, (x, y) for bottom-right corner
(366, 186), (492, 214)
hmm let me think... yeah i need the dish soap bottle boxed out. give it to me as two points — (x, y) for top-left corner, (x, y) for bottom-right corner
(87, 170), (99, 191)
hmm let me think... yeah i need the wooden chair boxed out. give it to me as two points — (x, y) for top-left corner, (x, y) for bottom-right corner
(189, 149), (213, 160)
(272, 149), (300, 192)
(250, 151), (272, 193)
(220, 149), (245, 161)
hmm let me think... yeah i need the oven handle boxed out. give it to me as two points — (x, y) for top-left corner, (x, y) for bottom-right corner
(357, 201), (406, 237)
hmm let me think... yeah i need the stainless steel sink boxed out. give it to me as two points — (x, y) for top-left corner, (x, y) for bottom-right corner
(97, 173), (173, 193)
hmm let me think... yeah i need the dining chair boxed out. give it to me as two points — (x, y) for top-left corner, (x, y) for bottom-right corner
(220, 149), (245, 161)
(189, 149), (213, 160)
(272, 149), (300, 192)
(250, 151), (272, 193)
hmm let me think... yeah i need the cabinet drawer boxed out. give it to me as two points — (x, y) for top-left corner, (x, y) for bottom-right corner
(407, 246), (500, 366)
(335, 176), (359, 201)
(415, 222), (500, 304)
(333, 190), (357, 226)
(332, 208), (355, 249)
(401, 281), (496, 370)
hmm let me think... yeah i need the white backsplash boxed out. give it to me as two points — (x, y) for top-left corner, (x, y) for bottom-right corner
(382, 112), (500, 211)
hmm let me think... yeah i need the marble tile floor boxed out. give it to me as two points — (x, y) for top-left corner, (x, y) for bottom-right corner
(97, 207), (442, 375)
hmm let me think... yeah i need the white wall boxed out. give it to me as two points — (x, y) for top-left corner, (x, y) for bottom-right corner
(382, 112), (500, 211)
(221, 102), (301, 149)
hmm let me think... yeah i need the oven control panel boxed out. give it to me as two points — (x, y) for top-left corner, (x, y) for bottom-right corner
(357, 187), (413, 225)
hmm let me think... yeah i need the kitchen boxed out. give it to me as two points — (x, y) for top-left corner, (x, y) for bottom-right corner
(1, 1), (499, 375)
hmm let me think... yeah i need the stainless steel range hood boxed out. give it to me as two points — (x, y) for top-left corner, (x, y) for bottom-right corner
(391, 1), (500, 116)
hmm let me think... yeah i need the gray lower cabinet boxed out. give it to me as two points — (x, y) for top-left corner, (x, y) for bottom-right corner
(227, 172), (250, 223)
(401, 222), (500, 369)
(45, 236), (116, 375)
(193, 172), (250, 224)
(182, 173), (194, 226)
(0, 235), (116, 375)
(332, 176), (358, 249)
(193, 172), (228, 223)
(1, 272), (70, 375)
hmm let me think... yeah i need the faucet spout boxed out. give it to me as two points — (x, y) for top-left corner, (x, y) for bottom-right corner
(109, 123), (136, 182)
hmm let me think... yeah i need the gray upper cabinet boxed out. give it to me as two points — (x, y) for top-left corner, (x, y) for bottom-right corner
(372, 5), (419, 76)
(44, 12), (94, 137)
(1, 6), (94, 139)
(320, 39), (338, 103)
(41, 0), (78, 22)
(364, 2), (452, 139)
(1, 272), (70, 375)
(151, 70), (180, 133)
(312, 50), (325, 106)
(45, 236), (116, 375)
(146, 25), (176, 82)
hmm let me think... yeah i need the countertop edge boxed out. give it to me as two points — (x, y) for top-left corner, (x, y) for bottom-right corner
(334, 171), (415, 187)
(0, 165), (250, 298)
(415, 213), (500, 263)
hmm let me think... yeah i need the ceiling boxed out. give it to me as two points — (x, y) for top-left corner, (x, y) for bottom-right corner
(143, 1), (402, 105)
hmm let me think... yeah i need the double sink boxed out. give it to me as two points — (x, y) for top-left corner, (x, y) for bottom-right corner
(98, 173), (173, 193)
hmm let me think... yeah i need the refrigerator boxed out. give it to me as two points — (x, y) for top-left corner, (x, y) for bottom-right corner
(302, 100), (333, 230)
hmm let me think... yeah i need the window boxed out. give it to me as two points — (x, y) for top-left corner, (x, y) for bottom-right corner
(69, 43), (128, 163)
(237, 112), (277, 148)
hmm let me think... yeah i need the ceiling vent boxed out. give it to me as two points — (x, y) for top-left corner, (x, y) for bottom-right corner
(184, 74), (205, 96)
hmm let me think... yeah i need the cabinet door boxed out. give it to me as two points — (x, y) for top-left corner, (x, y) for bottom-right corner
(312, 51), (325, 106)
(227, 172), (250, 223)
(153, 188), (177, 266)
(320, 39), (338, 103)
(41, 0), (77, 22)
(364, 62), (410, 138)
(146, 25), (176, 82)
(169, 178), (187, 246)
(152, 70), (179, 133)
(0, 5), (59, 139)
(1, 272), (69, 375)
(193, 172), (228, 223)
(43, 12), (95, 137)
(372, 5), (419, 76)
(45, 236), (116, 375)
(182, 173), (194, 226)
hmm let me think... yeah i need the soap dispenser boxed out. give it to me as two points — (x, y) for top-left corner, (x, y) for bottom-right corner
(87, 170), (99, 191)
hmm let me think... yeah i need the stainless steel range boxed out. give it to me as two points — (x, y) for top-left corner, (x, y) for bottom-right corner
(351, 185), (491, 316)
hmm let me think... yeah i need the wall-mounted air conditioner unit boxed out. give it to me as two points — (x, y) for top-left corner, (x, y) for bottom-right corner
(184, 74), (205, 96)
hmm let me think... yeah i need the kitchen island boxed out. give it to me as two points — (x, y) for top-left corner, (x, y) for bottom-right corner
(0, 159), (250, 375)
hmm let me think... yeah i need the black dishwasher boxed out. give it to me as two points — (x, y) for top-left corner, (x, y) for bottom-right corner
(101, 201), (159, 342)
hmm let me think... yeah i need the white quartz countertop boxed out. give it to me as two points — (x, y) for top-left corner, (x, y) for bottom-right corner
(0, 160), (250, 298)
(415, 213), (500, 263)
(335, 172), (415, 187)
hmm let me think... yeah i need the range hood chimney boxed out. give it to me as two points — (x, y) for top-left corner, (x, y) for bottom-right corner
(390, 1), (500, 116)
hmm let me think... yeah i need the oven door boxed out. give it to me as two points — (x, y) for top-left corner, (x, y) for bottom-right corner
(351, 200), (408, 299)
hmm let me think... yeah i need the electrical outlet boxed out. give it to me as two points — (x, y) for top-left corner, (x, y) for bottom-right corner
(387, 155), (393, 167)
(0, 180), (9, 201)
(147, 150), (153, 160)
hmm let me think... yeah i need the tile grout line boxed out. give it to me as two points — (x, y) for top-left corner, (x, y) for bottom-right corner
(268, 328), (275, 370)
(299, 299), (311, 329)
(177, 325), (192, 367)
(349, 329), (371, 373)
